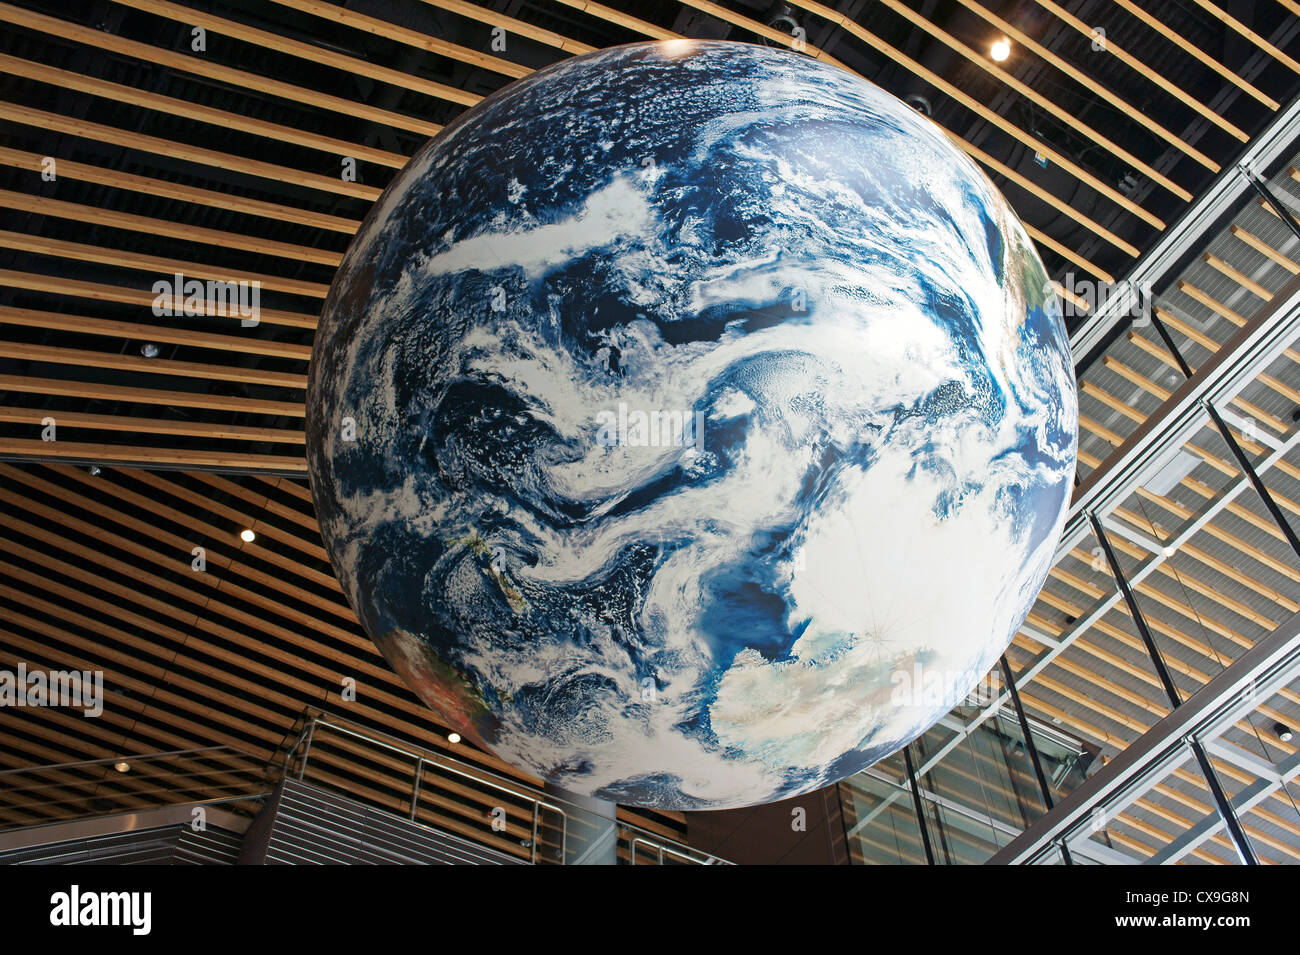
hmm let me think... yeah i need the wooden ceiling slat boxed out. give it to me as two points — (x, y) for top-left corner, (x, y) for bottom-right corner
(0, 53), (410, 170)
(1106, 0), (1281, 109)
(1005, 694), (1244, 862)
(0, 408), (304, 444)
(0, 231), (331, 299)
(0, 439), (306, 470)
(0, 470), (315, 639)
(674, 0), (849, 67)
(962, 137), (1139, 261)
(0, 102), (381, 201)
(272, 477), (313, 503)
(0, 619), (285, 754)
(0, 537), (538, 787)
(1042, 570), (1295, 711)
(1204, 253), (1274, 299)
(0, 146), (361, 234)
(0, 1), (445, 139)
(112, 0), (485, 107)
(1030, 0), (1250, 142)
(1115, 509), (1298, 614)
(547, 0), (678, 40)
(0, 552), (360, 708)
(268, 0), (532, 79)
(0, 466), (350, 627)
(3, 473), (376, 683)
(960, 0), (1251, 164)
(0, 754), (266, 838)
(1231, 224), (1300, 274)
(776, 0), (1169, 227)
(869, 0), (1195, 201)
(188, 472), (318, 534)
(0, 191), (343, 268)
(0, 374), (305, 417)
(0, 342), (308, 389)
(0, 306), (314, 361)
(1119, 331), (1290, 431)
(1185, 0), (1300, 76)
(0, 740), (181, 819)
(125, 468), (329, 564)
(1136, 487), (1300, 584)
(419, 0), (597, 54)
(1033, 232), (1112, 288)
(0, 269), (319, 329)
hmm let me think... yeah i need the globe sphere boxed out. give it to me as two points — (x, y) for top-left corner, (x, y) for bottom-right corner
(307, 40), (1078, 810)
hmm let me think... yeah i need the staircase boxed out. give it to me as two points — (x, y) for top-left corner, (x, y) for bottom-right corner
(240, 779), (521, 865)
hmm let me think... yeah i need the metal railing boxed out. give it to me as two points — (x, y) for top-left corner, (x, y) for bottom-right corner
(282, 708), (729, 865)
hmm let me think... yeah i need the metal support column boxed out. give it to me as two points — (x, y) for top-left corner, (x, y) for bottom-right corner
(1242, 164), (1300, 244)
(901, 744), (936, 865)
(999, 655), (1072, 865)
(1087, 512), (1258, 865)
(1148, 309), (1300, 562)
(1203, 400), (1300, 562)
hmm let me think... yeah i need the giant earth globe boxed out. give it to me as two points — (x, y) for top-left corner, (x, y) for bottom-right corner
(306, 40), (1078, 810)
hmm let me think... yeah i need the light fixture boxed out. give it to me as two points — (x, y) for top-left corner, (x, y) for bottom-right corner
(903, 93), (932, 117)
(140, 342), (161, 358)
(1275, 722), (1294, 743)
(1162, 545), (1177, 558)
(113, 761), (130, 773)
(447, 732), (462, 744)
(990, 38), (1011, 62)
(240, 528), (256, 543)
(87, 464), (102, 477)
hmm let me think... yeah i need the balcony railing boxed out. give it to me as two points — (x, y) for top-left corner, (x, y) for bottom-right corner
(282, 709), (729, 865)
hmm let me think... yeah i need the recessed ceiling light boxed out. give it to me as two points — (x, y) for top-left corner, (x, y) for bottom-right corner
(140, 342), (161, 358)
(1162, 545), (1177, 558)
(240, 528), (256, 543)
(990, 38), (1011, 62)
(113, 761), (130, 773)
(87, 464), (102, 477)
(447, 732), (462, 744)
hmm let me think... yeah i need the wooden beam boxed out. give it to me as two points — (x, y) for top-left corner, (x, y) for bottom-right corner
(0, 407), (305, 444)
(0, 305), (312, 361)
(0, 190), (343, 268)
(1031, 0), (1250, 141)
(0, 439), (307, 470)
(1105, 0), (1279, 109)
(0, 230), (331, 299)
(0, 1), (444, 138)
(780, 0), (1169, 226)
(0, 341), (307, 390)
(0, 53), (409, 169)
(0, 269), (318, 330)
(0, 102), (381, 201)
(111, 0), (485, 106)
(0, 374), (305, 417)
(0, 146), (361, 234)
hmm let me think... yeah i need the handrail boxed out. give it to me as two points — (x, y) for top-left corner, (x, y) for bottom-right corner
(285, 713), (568, 864)
(284, 707), (729, 865)
(628, 834), (727, 865)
